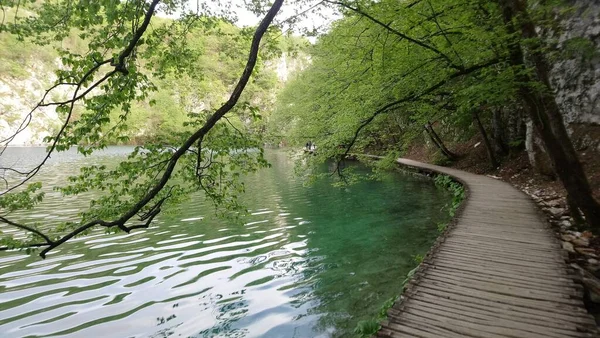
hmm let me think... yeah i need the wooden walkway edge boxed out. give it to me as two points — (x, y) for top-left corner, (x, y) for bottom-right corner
(377, 158), (599, 338)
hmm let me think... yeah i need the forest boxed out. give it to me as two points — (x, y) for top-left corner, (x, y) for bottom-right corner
(0, 0), (597, 258)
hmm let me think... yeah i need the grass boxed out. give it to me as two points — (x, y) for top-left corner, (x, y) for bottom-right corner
(434, 174), (465, 218)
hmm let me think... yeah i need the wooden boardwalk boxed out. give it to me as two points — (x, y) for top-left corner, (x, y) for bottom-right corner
(377, 158), (598, 338)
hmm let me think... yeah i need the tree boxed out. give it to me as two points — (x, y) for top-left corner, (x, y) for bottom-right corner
(498, 0), (600, 227)
(272, 0), (504, 162)
(271, 0), (600, 228)
(0, 0), (284, 257)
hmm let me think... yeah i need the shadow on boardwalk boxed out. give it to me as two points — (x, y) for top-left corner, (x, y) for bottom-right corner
(378, 158), (598, 338)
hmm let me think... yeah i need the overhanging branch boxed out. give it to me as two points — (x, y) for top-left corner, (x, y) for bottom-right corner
(325, 0), (463, 71)
(33, 0), (284, 258)
(338, 58), (500, 161)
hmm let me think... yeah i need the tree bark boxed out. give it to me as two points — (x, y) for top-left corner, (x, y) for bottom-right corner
(568, 194), (586, 225)
(525, 119), (537, 168)
(506, 106), (526, 150)
(473, 110), (499, 169)
(491, 108), (509, 156)
(424, 122), (456, 160)
(499, 0), (600, 229)
(525, 118), (555, 178)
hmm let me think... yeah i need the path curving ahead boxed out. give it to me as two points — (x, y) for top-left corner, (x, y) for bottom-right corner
(377, 158), (598, 338)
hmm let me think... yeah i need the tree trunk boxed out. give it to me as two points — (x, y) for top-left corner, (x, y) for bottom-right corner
(473, 110), (499, 169)
(424, 124), (447, 157)
(568, 194), (586, 225)
(506, 106), (526, 150)
(499, 0), (600, 229)
(491, 108), (509, 156)
(424, 122), (456, 160)
(525, 119), (555, 178)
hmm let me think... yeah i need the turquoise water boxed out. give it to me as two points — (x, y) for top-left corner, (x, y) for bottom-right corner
(0, 147), (451, 337)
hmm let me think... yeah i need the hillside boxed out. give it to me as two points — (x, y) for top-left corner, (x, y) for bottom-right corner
(0, 7), (309, 146)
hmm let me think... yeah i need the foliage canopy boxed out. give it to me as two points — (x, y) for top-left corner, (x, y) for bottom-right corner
(1, 0), (599, 256)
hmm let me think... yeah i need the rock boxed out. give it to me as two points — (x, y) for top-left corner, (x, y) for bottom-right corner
(588, 260), (600, 273)
(545, 199), (562, 208)
(572, 264), (600, 304)
(561, 234), (576, 242)
(582, 231), (593, 239)
(559, 220), (572, 229)
(575, 247), (598, 258)
(572, 237), (590, 247)
(591, 290), (600, 304)
(562, 241), (575, 253)
(548, 207), (566, 218)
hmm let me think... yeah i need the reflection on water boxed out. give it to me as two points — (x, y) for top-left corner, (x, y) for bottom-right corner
(0, 147), (451, 337)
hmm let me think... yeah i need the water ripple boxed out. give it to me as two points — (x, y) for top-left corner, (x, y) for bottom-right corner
(0, 147), (451, 338)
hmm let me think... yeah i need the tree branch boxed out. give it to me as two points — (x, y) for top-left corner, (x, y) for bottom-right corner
(325, 0), (463, 71)
(113, 0), (160, 74)
(0, 216), (53, 245)
(338, 58), (500, 162)
(1, 0), (161, 194)
(34, 0), (284, 258)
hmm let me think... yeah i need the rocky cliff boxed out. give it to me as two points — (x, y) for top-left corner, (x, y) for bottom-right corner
(0, 50), (307, 146)
(0, 61), (63, 146)
(551, 0), (600, 126)
(549, 0), (600, 152)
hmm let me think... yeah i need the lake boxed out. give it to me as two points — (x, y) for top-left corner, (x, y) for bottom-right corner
(0, 147), (451, 337)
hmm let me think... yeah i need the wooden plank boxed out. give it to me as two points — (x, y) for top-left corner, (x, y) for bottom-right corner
(429, 262), (578, 288)
(440, 242), (566, 261)
(438, 246), (565, 264)
(432, 250), (564, 269)
(414, 282), (591, 323)
(449, 231), (559, 247)
(382, 320), (466, 338)
(392, 311), (519, 338)
(457, 225), (552, 236)
(431, 257), (574, 279)
(425, 269), (581, 296)
(428, 268), (581, 296)
(419, 282), (586, 316)
(412, 292), (590, 332)
(400, 306), (567, 338)
(377, 157), (597, 338)
(422, 272), (582, 305)
(444, 237), (562, 254)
